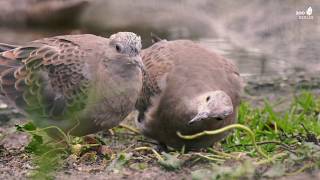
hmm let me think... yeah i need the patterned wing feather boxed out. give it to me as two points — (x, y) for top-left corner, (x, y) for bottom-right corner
(0, 38), (90, 120)
(136, 41), (173, 121)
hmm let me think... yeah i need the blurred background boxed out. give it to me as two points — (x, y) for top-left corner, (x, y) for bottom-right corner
(0, 1), (319, 179)
(0, 0), (319, 96)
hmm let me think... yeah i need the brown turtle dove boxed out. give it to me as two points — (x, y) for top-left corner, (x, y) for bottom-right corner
(0, 32), (143, 138)
(136, 38), (242, 149)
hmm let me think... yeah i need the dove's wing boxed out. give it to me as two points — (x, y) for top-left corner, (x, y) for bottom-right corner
(136, 39), (242, 121)
(0, 37), (91, 121)
(136, 40), (174, 121)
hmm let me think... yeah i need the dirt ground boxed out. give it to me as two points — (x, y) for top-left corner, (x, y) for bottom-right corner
(1, 74), (320, 180)
(1, 123), (320, 180)
(0, 119), (195, 180)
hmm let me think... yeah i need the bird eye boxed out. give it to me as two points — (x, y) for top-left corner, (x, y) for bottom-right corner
(133, 48), (138, 54)
(115, 44), (122, 53)
(206, 96), (211, 102)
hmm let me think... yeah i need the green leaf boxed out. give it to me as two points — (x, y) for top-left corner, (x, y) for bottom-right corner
(15, 122), (37, 132)
(26, 134), (44, 154)
(23, 122), (37, 131)
(107, 153), (132, 172)
(159, 152), (182, 171)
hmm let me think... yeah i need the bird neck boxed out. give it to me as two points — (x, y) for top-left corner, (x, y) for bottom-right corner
(90, 59), (142, 103)
(142, 68), (160, 96)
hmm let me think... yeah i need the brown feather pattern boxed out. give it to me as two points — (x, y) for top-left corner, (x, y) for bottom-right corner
(0, 38), (90, 119)
(136, 40), (242, 149)
(0, 33), (143, 137)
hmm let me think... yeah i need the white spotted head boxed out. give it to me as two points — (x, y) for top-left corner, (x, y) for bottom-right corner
(188, 90), (233, 125)
(109, 32), (142, 57)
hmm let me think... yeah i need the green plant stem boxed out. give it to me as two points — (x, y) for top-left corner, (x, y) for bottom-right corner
(134, 147), (164, 161)
(208, 149), (239, 160)
(206, 154), (230, 159)
(26, 126), (70, 145)
(255, 152), (288, 165)
(177, 124), (270, 160)
(66, 117), (80, 138)
(195, 153), (225, 162)
(228, 140), (296, 154)
(119, 124), (141, 134)
(82, 143), (101, 149)
(122, 144), (136, 153)
(38, 147), (68, 160)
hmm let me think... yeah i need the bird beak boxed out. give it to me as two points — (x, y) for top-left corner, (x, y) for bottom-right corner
(188, 109), (233, 125)
(188, 112), (209, 125)
(132, 56), (145, 69)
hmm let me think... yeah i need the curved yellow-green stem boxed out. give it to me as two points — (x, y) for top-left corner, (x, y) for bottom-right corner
(177, 124), (270, 160)
(255, 152), (287, 165)
(26, 125), (70, 145)
(39, 147), (68, 160)
(209, 149), (239, 160)
(119, 124), (141, 134)
(195, 153), (226, 162)
(134, 147), (164, 161)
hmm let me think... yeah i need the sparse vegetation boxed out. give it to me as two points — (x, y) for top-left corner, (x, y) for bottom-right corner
(3, 91), (320, 179)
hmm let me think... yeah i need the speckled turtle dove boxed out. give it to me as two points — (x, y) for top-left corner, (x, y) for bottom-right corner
(0, 32), (143, 137)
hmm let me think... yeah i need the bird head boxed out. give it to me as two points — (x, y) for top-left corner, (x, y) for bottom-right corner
(109, 32), (144, 68)
(188, 90), (233, 125)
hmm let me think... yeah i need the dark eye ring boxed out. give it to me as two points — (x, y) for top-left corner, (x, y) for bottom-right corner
(115, 44), (122, 53)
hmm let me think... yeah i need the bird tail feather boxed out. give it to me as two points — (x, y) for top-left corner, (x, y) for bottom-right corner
(0, 43), (20, 72)
(0, 44), (23, 100)
(0, 43), (17, 52)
